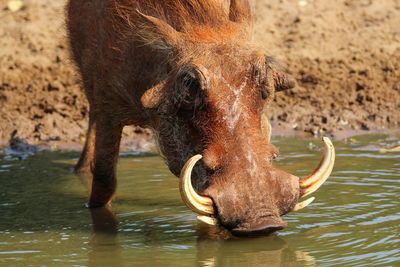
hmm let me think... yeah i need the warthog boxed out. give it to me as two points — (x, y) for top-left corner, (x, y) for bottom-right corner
(66, 0), (335, 236)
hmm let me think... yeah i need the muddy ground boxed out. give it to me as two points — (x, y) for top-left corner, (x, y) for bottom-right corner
(0, 0), (399, 150)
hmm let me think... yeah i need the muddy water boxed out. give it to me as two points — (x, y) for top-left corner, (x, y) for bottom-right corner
(0, 135), (399, 267)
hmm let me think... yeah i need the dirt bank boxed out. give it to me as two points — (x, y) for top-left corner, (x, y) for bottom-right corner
(255, 0), (400, 136)
(0, 0), (399, 150)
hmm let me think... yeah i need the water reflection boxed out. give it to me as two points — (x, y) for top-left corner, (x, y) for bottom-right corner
(88, 207), (122, 267)
(87, 208), (316, 267)
(195, 225), (316, 267)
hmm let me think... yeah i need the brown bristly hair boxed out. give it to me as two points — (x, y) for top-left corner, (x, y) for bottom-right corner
(112, 0), (250, 43)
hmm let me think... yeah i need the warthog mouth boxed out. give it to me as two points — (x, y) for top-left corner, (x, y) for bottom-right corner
(179, 137), (335, 229)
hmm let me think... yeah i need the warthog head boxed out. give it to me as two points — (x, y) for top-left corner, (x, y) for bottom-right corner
(138, 1), (335, 236)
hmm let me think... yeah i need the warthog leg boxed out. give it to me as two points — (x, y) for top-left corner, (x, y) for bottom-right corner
(74, 112), (96, 174)
(88, 114), (123, 208)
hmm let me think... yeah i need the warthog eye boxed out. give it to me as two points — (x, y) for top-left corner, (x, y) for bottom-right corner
(176, 70), (204, 112)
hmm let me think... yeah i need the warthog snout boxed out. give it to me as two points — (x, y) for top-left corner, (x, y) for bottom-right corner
(179, 138), (335, 236)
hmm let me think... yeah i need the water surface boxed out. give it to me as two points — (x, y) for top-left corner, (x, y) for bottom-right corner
(0, 135), (399, 266)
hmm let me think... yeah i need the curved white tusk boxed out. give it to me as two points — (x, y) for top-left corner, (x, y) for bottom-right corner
(300, 137), (335, 197)
(179, 155), (214, 216)
(197, 215), (218, 225)
(261, 113), (272, 143)
(293, 197), (315, 211)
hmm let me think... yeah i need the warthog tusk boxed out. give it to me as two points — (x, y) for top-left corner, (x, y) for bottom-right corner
(261, 113), (272, 143)
(293, 197), (315, 211)
(197, 215), (218, 225)
(300, 137), (335, 198)
(179, 155), (214, 216)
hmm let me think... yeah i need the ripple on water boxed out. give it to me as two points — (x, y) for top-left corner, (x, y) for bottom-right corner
(0, 250), (41, 255)
(358, 215), (400, 226)
(338, 153), (400, 159)
(1, 136), (399, 266)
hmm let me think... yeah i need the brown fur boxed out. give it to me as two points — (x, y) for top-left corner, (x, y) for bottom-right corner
(66, 0), (297, 235)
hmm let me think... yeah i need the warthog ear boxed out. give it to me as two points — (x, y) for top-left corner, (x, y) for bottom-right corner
(229, 0), (254, 23)
(229, 0), (254, 36)
(136, 10), (181, 51)
(266, 57), (297, 92)
(274, 71), (296, 92)
(141, 81), (167, 109)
